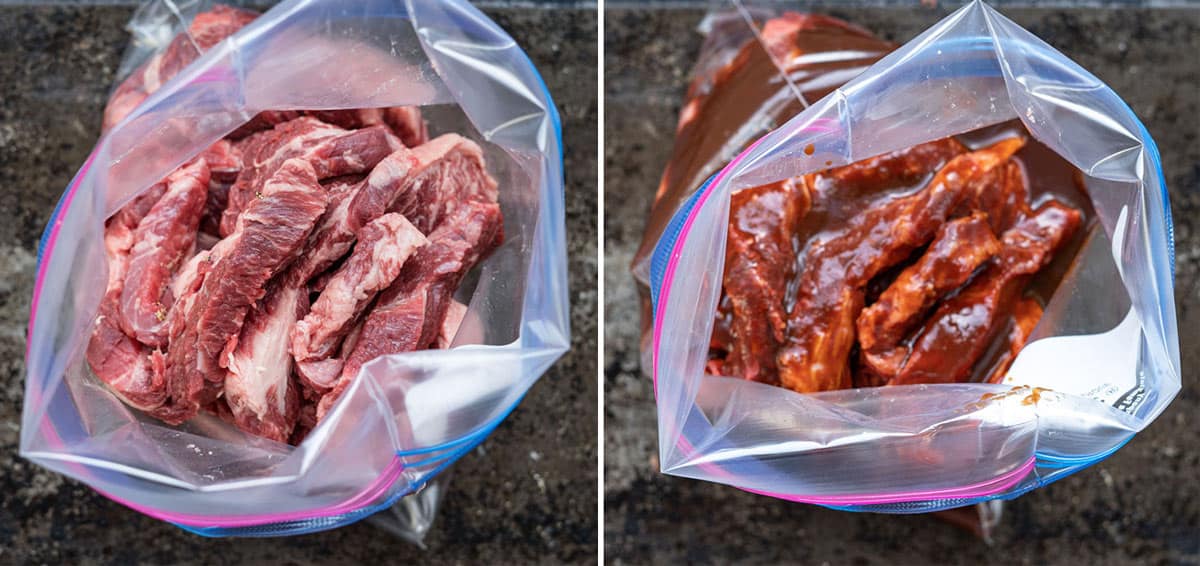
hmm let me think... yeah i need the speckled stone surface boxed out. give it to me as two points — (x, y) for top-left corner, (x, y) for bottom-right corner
(605, 6), (1198, 565)
(0, 5), (596, 564)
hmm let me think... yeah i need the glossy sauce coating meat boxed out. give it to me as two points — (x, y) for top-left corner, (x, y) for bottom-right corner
(720, 179), (810, 384)
(987, 297), (1044, 384)
(776, 138), (1025, 393)
(713, 139), (970, 381)
(962, 160), (1029, 234)
(890, 202), (1080, 385)
(804, 138), (967, 197)
(857, 211), (1000, 380)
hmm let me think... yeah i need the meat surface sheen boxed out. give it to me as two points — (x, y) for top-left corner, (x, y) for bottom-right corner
(720, 179), (810, 384)
(987, 297), (1044, 384)
(856, 211), (1000, 378)
(805, 138), (967, 197)
(891, 201), (1080, 385)
(777, 137), (1025, 393)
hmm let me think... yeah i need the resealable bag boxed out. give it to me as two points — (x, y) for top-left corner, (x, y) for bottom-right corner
(636, 1), (1179, 512)
(21, 0), (568, 537)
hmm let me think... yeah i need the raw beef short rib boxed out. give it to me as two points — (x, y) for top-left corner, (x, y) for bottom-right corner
(219, 118), (400, 236)
(292, 213), (426, 384)
(321, 200), (503, 419)
(103, 5), (258, 130)
(118, 158), (209, 347)
(161, 159), (329, 424)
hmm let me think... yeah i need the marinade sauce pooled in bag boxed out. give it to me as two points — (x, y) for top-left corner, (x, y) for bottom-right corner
(636, 1), (1179, 529)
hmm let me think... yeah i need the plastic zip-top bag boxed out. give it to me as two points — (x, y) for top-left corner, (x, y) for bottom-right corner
(20, 0), (567, 538)
(638, 1), (1178, 512)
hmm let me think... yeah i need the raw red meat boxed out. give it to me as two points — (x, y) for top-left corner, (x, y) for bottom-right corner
(321, 200), (503, 419)
(219, 118), (400, 236)
(87, 300), (167, 412)
(103, 5), (258, 130)
(437, 300), (469, 349)
(292, 213), (426, 377)
(383, 107), (429, 147)
(118, 158), (209, 347)
(230, 107), (428, 147)
(291, 134), (495, 290)
(89, 2), (504, 444)
(383, 134), (499, 233)
(199, 140), (242, 236)
(87, 184), (174, 411)
(161, 159), (329, 424)
(224, 284), (306, 442)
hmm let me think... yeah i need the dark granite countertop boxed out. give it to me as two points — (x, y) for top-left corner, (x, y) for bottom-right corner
(605, 5), (1199, 565)
(0, 4), (596, 564)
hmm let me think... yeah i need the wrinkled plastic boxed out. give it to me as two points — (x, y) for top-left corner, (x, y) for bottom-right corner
(640, 1), (1178, 511)
(20, 0), (568, 536)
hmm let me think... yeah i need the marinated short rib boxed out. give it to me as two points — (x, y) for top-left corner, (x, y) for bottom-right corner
(959, 160), (1030, 234)
(86, 185), (172, 411)
(292, 133), (496, 286)
(891, 201), (1080, 385)
(161, 159), (329, 425)
(320, 200), (503, 419)
(856, 212), (1000, 378)
(224, 284), (306, 442)
(118, 159), (209, 347)
(199, 140), (242, 236)
(804, 138), (967, 196)
(292, 213), (426, 375)
(776, 137), (1025, 394)
(437, 300), (469, 349)
(219, 117), (400, 236)
(986, 297), (1044, 384)
(103, 5), (258, 130)
(720, 179), (810, 384)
